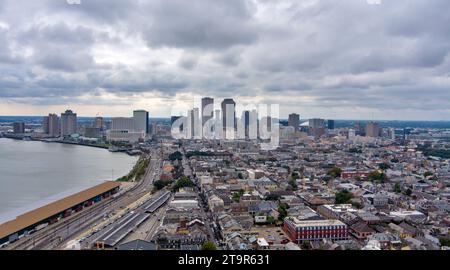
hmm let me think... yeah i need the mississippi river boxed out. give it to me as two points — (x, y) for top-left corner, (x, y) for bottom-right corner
(0, 138), (137, 218)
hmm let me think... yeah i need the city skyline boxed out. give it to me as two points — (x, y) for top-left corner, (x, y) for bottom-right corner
(0, 1), (449, 120)
(1, 0), (450, 256)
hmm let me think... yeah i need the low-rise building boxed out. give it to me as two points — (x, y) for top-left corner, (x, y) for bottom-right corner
(317, 204), (358, 220)
(283, 218), (348, 243)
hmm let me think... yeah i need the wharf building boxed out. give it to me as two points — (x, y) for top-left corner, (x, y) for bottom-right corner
(0, 181), (120, 246)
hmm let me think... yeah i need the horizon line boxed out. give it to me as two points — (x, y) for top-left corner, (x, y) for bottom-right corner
(1, 115), (450, 122)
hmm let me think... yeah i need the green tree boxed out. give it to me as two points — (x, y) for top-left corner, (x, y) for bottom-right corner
(394, 183), (401, 193)
(301, 241), (312, 250)
(153, 180), (170, 191)
(335, 190), (353, 204)
(439, 238), (450, 247)
(265, 194), (281, 201)
(289, 180), (298, 190)
(169, 151), (183, 161)
(327, 167), (342, 178)
(368, 171), (388, 183)
(352, 201), (363, 209)
(379, 163), (390, 171)
(232, 192), (241, 203)
(201, 241), (217, 250)
(404, 188), (412, 197)
(173, 176), (195, 191)
(349, 148), (362, 154)
(278, 202), (290, 221)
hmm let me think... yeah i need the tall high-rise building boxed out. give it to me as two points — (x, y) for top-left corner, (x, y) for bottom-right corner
(133, 110), (149, 134)
(327, 120), (335, 130)
(288, 113), (300, 132)
(221, 98), (236, 134)
(366, 122), (380, 138)
(93, 117), (104, 131)
(243, 110), (250, 138)
(42, 116), (49, 134)
(61, 110), (77, 137)
(309, 118), (326, 137)
(309, 118), (325, 129)
(201, 97), (214, 126)
(48, 114), (60, 137)
(354, 122), (365, 136)
(187, 108), (200, 139)
(13, 122), (25, 134)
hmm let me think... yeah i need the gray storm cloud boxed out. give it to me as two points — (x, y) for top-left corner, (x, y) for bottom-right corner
(0, 0), (449, 119)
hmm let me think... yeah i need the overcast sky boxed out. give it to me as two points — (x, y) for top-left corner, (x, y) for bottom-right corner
(0, 0), (449, 120)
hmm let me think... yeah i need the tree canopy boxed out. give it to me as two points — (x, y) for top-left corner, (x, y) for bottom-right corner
(327, 167), (342, 178)
(173, 176), (195, 191)
(335, 190), (353, 204)
(169, 151), (183, 161)
(201, 241), (217, 250)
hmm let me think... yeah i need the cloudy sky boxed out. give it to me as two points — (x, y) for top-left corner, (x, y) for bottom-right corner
(0, 0), (449, 120)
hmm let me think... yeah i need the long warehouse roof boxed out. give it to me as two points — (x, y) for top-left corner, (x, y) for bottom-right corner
(0, 181), (121, 240)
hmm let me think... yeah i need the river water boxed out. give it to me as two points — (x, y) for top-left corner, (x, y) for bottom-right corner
(0, 138), (138, 219)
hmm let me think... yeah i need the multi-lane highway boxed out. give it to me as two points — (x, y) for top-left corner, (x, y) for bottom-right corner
(4, 147), (164, 250)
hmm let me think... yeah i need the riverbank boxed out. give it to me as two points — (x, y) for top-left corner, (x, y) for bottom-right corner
(0, 135), (141, 156)
(117, 156), (150, 182)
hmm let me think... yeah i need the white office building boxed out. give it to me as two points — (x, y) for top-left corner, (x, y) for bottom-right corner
(107, 110), (149, 142)
(111, 117), (136, 131)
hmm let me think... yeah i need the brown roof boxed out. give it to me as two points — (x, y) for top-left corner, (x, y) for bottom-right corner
(351, 221), (376, 233)
(0, 181), (121, 240)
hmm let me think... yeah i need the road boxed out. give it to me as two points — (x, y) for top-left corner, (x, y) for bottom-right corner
(180, 146), (220, 248)
(4, 147), (163, 250)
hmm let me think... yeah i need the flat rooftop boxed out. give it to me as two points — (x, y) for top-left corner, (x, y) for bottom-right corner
(287, 217), (346, 227)
(0, 181), (121, 240)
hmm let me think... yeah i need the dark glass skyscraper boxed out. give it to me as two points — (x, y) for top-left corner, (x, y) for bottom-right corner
(327, 120), (335, 130)
(288, 113), (300, 132)
(201, 97), (214, 126)
(221, 98), (236, 132)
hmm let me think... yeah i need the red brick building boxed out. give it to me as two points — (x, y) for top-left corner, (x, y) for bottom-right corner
(283, 217), (349, 243)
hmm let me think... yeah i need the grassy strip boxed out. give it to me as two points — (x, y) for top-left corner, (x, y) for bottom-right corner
(117, 156), (150, 182)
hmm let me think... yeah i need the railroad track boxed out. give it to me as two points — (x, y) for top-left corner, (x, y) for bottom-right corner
(6, 153), (160, 250)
